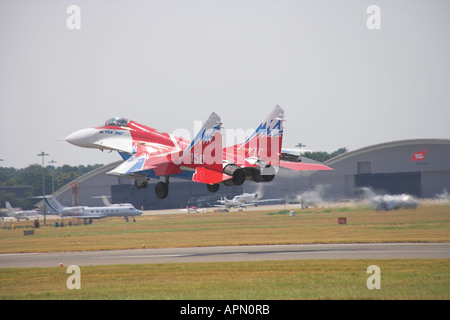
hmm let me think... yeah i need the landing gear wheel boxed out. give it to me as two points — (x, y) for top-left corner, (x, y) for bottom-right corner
(207, 183), (220, 193)
(155, 182), (169, 199)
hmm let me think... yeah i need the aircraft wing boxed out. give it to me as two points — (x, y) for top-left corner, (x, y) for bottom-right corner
(214, 202), (243, 208)
(93, 138), (133, 154)
(107, 151), (182, 178)
(279, 161), (333, 171)
(66, 214), (106, 219)
(252, 198), (283, 203)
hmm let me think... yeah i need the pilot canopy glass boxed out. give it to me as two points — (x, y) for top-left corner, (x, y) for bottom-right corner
(105, 117), (129, 127)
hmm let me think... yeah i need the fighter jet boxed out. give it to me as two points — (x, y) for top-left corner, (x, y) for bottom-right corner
(37, 195), (143, 223)
(4, 202), (39, 221)
(66, 106), (332, 199)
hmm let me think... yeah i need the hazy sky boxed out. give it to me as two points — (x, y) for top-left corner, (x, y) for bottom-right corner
(1, 0), (449, 168)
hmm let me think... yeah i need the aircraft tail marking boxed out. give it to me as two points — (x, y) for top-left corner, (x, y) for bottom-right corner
(40, 195), (66, 213)
(180, 112), (223, 172)
(235, 105), (284, 166)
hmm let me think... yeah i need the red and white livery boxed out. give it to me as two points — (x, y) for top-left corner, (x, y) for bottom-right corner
(66, 106), (332, 199)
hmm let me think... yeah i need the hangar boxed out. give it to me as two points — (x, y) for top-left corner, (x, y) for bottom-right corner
(247, 139), (450, 202)
(310, 139), (450, 199)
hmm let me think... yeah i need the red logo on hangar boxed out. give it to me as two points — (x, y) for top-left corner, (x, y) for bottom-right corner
(410, 149), (428, 162)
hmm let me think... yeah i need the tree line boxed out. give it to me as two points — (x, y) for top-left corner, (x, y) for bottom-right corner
(302, 148), (348, 163)
(295, 143), (348, 163)
(0, 164), (102, 210)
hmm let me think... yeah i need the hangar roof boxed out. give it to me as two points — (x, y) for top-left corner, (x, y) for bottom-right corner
(324, 139), (450, 167)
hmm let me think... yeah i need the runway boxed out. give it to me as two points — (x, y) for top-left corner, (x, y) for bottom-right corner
(1, 243), (449, 268)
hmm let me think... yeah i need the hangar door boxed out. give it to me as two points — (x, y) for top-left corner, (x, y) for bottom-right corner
(355, 172), (421, 197)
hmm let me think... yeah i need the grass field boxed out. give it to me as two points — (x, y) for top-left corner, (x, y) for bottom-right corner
(1, 259), (449, 299)
(1, 204), (450, 253)
(1, 204), (449, 300)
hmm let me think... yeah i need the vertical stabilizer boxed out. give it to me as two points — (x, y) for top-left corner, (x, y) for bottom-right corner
(240, 105), (285, 166)
(5, 202), (14, 214)
(41, 195), (66, 214)
(179, 112), (223, 172)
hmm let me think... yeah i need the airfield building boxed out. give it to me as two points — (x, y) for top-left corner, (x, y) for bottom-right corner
(314, 138), (450, 199)
(260, 139), (450, 201)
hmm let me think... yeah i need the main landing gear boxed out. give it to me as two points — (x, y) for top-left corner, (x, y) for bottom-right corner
(134, 176), (170, 199)
(207, 183), (220, 193)
(136, 177), (219, 200)
(155, 176), (170, 199)
(156, 180), (219, 198)
(155, 181), (169, 199)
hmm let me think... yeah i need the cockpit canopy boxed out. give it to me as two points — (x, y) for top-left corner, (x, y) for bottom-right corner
(105, 117), (129, 127)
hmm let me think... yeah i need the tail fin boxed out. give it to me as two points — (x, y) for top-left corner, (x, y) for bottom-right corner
(100, 196), (112, 206)
(5, 202), (14, 214)
(239, 105), (284, 166)
(93, 196), (112, 206)
(36, 195), (66, 213)
(179, 112), (223, 172)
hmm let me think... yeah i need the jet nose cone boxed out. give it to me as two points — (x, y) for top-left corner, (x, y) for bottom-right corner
(65, 128), (98, 147)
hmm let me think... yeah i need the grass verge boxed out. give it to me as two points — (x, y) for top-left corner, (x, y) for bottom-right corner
(1, 259), (449, 299)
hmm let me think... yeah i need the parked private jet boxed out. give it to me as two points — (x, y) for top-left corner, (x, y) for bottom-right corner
(216, 192), (281, 209)
(37, 195), (143, 223)
(4, 202), (39, 221)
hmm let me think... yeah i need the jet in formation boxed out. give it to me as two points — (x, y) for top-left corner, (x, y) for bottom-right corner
(66, 105), (332, 200)
(37, 195), (143, 223)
